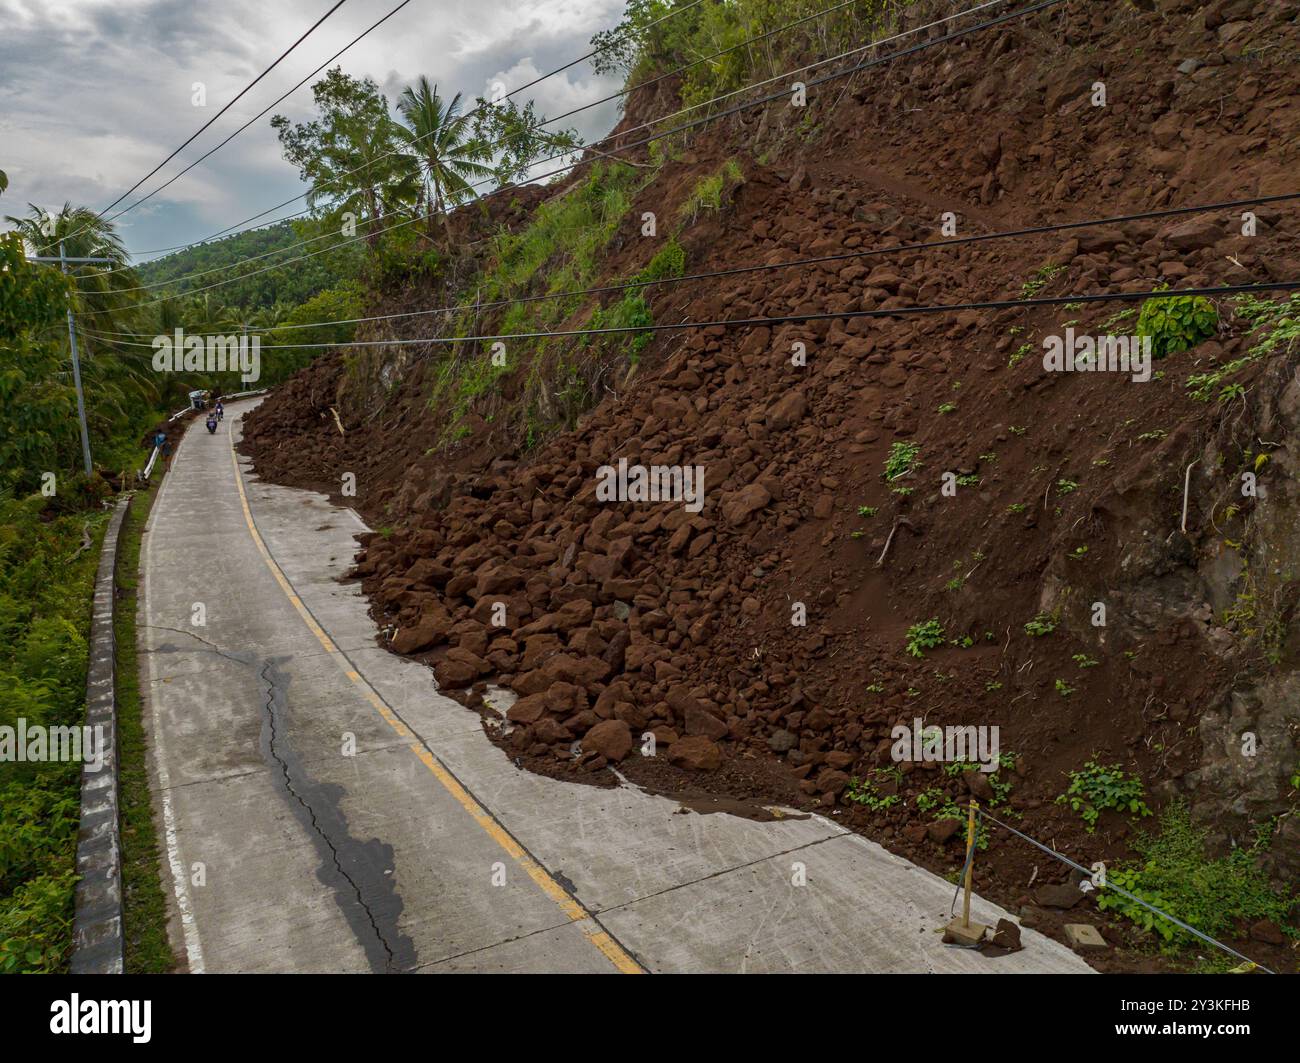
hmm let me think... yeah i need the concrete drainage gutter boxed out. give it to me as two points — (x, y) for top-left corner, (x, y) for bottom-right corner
(70, 497), (131, 974)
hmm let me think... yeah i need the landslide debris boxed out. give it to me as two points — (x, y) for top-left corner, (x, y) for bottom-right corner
(243, 0), (1300, 970)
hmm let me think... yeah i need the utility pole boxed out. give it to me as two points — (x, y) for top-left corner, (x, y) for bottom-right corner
(30, 243), (114, 476)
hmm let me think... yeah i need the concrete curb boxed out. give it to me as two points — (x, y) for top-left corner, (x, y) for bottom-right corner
(70, 497), (131, 974)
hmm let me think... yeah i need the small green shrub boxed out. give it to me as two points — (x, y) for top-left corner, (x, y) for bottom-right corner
(0, 861), (77, 973)
(586, 292), (654, 354)
(1057, 759), (1152, 831)
(678, 159), (744, 222)
(845, 768), (902, 811)
(905, 618), (945, 658)
(914, 787), (945, 812)
(1137, 292), (1219, 359)
(634, 243), (685, 286)
(884, 441), (920, 482)
(1024, 612), (1057, 637)
(1021, 263), (1065, 298)
(1186, 294), (1300, 401)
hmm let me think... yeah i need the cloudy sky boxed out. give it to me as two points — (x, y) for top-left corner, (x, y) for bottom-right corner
(0, 0), (628, 258)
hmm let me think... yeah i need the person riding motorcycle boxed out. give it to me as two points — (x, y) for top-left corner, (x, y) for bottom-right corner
(205, 413), (218, 434)
(215, 400), (224, 421)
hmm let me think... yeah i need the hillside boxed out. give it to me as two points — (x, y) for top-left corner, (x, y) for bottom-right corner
(135, 217), (361, 312)
(239, 0), (1300, 972)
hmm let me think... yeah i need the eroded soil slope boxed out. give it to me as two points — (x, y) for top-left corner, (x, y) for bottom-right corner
(242, 0), (1300, 971)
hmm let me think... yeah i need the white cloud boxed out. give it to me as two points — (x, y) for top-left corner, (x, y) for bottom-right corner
(0, 0), (635, 255)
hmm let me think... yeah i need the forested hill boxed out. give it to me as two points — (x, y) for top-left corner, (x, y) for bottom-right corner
(134, 218), (361, 312)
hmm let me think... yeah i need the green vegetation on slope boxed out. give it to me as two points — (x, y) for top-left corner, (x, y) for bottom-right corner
(134, 219), (362, 314)
(426, 156), (725, 446)
(431, 161), (650, 437)
(0, 495), (111, 972)
(592, 0), (919, 111)
(113, 480), (176, 972)
(1097, 803), (1296, 959)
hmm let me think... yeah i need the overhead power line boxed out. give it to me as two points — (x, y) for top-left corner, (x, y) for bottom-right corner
(110, 0), (957, 277)
(99, 0), (418, 240)
(97, 0), (1048, 308)
(40, 0), (352, 254)
(80, 281), (1300, 351)
(82, 193), (1300, 339)
(113, 0), (713, 263)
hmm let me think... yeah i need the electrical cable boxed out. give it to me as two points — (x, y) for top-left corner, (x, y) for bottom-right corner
(35, 0), (352, 253)
(95, 0), (1058, 308)
(80, 191), (1300, 339)
(78, 280), (1300, 351)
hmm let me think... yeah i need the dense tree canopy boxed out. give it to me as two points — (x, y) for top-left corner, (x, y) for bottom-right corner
(0, 63), (582, 486)
(272, 68), (417, 246)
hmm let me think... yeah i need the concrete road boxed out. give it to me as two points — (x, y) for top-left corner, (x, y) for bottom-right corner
(140, 400), (1093, 973)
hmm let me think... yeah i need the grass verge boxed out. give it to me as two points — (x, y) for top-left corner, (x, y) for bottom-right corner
(113, 475), (176, 972)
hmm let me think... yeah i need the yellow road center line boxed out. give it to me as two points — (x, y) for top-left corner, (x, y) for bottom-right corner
(226, 428), (641, 974)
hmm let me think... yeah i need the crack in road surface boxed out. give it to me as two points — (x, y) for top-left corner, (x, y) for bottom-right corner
(255, 657), (417, 973)
(148, 622), (418, 971)
(141, 400), (1096, 974)
(256, 657), (418, 973)
(141, 623), (258, 669)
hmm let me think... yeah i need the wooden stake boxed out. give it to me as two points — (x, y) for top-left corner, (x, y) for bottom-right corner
(963, 799), (978, 927)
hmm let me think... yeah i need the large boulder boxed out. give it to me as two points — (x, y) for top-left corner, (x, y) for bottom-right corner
(582, 719), (633, 763)
(1161, 216), (1224, 252)
(433, 658), (477, 689)
(667, 735), (722, 771)
(512, 653), (611, 695)
(506, 693), (548, 724)
(391, 611), (452, 654)
(765, 390), (807, 430)
(720, 483), (772, 525)
(684, 702), (728, 741)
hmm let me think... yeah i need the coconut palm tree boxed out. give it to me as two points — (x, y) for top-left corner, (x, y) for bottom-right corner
(185, 292), (237, 334)
(394, 78), (493, 246)
(3, 202), (159, 441)
(4, 202), (140, 340)
(250, 302), (293, 330)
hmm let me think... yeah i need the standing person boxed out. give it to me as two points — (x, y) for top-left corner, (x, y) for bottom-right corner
(150, 429), (174, 473)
